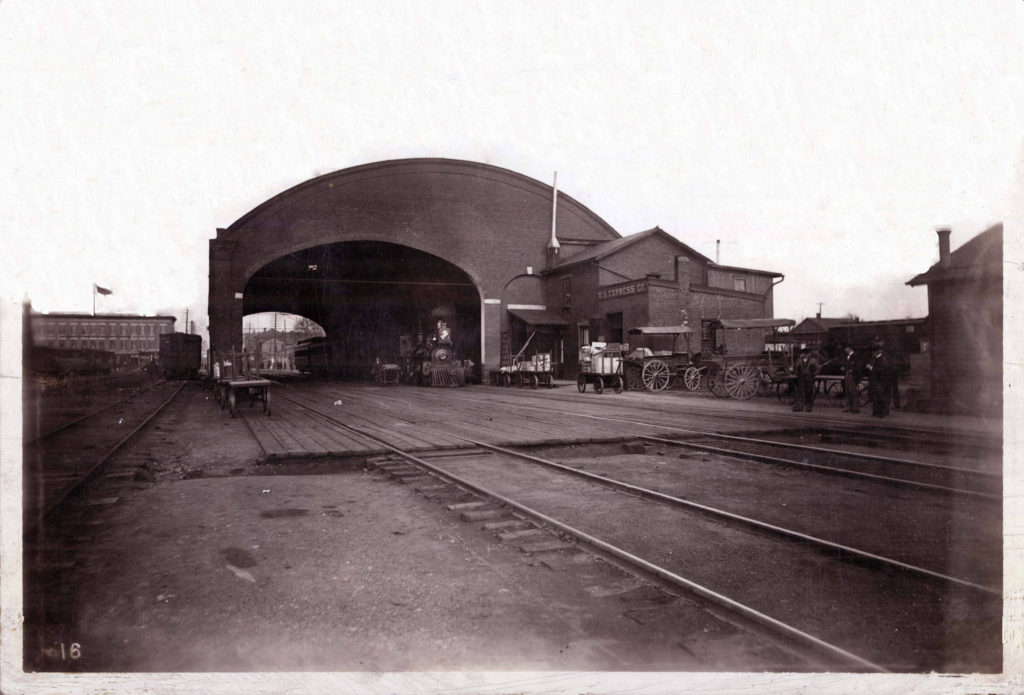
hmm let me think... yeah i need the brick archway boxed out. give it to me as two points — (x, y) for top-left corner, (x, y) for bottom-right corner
(209, 158), (620, 369)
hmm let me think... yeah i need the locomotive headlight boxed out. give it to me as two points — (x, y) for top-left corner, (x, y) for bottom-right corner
(439, 327), (451, 342)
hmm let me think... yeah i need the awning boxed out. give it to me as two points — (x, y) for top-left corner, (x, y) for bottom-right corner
(508, 308), (568, 326)
(627, 325), (694, 335)
(715, 318), (796, 329)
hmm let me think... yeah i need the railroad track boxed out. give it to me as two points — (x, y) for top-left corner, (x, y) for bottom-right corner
(23, 378), (189, 671)
(484, 381), (1002, 454)
(274, 389), (1002, 672)
(23, 380), (186, 530)
(332, 385), (999, 497)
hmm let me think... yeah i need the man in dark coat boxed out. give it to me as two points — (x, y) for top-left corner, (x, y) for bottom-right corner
(865, 342), (890, 418)
(841, 345), (860, 413)
(792, 348), (819, 412)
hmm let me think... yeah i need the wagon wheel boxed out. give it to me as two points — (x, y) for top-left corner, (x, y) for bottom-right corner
(683, 366), (702, 391)
(707, 365), (729, 398)
(228, 389), (237, 418)
(641, 359), (671, 392)
(528, 373), (538, 389)
(776, 379), (796, 405)
(758, 368), (784, 397)
(594, 377), (604, 394)
(264, 389), (271, 416)
(577, 374), (587, 393)
(826, 381), (846, 407)
(513, 373), (524, 388)
(857, 380), (870, 407)
(613, 375), (624, 394)
(724, 363), (761, 400)
(501, 372), (512, 387)
(625, 364), (643, 391)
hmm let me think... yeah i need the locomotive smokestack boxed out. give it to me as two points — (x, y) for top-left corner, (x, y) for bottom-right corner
(937, 228), (951, 269)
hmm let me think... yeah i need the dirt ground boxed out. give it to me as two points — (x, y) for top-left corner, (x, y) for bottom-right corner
(29, 382), (804, 674)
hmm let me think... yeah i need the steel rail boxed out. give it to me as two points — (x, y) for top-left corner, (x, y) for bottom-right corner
(285, 386), (998, 590)
(484, 383), (1001, 452)
(41, 382), (186, 519)
(634, 435), (998, 500)
(30, 379), (164, 443)
(438, 434), (999, 596)
(467, 390), (996, 480)
(354, 387), (997, 498)
(274, 391), (890, 672)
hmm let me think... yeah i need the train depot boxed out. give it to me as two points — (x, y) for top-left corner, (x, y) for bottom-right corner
(18, 159), (1006, 684)
(209, 158), (784, 387)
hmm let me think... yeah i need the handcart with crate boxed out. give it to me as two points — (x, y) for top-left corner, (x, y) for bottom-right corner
(577, 342), (624, 394)
(488, 332), (555, 388)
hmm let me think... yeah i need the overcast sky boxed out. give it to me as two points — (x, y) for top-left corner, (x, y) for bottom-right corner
(3, 1), (1021, 333)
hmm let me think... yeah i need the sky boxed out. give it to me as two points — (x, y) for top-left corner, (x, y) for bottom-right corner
(2, 1), (1022, 335)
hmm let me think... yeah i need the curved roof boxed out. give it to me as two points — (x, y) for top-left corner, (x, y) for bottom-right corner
(223, 157), (620, 241)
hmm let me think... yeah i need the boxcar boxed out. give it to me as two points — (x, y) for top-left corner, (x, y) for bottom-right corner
(158, 332), (202, 379)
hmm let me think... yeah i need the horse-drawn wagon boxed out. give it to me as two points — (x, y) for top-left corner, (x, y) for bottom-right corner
(621, 319), (795, 400)
(690, 318), (795, 400)
(621, 326), (694, 393)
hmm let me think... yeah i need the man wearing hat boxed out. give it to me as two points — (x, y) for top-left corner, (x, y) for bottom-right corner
(841, 345), (860, 413)
(792, 347), (819, 412)
(865, 340), (890, 418)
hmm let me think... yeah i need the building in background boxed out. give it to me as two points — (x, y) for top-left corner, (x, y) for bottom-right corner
(27, 309), (177, 369)
(541, 227), (783, 377)
(906, 223), (1002, 415)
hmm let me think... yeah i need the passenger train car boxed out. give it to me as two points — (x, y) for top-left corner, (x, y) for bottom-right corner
(293, 336), (332, 376)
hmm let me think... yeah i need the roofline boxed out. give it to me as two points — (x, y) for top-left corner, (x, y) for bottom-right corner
(549, 226), (783, 277)
(548, 226), (716, 272)
(224, 157), (621, 240)
(709, 262), (785, 278)
(30, 312), (177, 320)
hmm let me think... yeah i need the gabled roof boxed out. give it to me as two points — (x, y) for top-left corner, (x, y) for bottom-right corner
(548, 226), (783, 277)
(791, 317), (850, 334)
(907, 223), (1003, 286)
(549, 227), (701, 270)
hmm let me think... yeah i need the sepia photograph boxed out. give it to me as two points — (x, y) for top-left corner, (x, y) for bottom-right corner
(2, 2), (1021, 693)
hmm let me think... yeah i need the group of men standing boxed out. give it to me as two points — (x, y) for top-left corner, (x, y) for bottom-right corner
(790, 340), (898, 418)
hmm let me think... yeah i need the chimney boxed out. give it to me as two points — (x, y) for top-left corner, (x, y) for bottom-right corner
(546, 171), (560, 266)
(675, 255), (690, 286)
(937, 228), (951, 269)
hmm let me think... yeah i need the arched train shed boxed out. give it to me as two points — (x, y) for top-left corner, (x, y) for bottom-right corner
(208, 158), (620, 374)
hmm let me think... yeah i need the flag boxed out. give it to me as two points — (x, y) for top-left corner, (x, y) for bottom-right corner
(94, 284), (112, 296)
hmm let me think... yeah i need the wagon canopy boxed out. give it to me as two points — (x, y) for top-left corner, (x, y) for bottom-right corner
(713, 318), (795, 329)
(627, 325), (695, 335)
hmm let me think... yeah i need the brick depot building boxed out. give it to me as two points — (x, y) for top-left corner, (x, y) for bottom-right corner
(209, 159), (783, 379)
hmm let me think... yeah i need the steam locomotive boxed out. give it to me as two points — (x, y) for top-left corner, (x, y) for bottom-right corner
(406, 320), (468, 387)
(295, 314), (472, 386)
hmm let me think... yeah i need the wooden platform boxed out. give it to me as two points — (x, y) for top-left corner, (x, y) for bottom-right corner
(239, 380), (648, 458)
(237, 378), (1002, 460)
